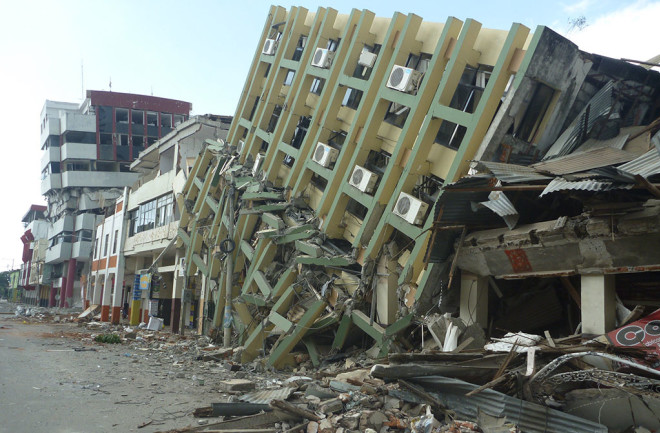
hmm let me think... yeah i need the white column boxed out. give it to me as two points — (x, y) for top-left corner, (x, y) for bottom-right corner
(92, 276), (102, 305)
(460, 272), (489, 327)
(581, 274), (616, 334)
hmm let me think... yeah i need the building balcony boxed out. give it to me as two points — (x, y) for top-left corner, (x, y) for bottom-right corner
(51, 215), (74, 236)
(61, 142), (96, 161)
(40, 118), (60, 146)
(71, 240), (93, 261)
(61, 112), (95, 133)
(45, 242), (72, 264)
(61, 171), (140, 189)
(41, 146), (60, 170)
(41, 174), (62, 195)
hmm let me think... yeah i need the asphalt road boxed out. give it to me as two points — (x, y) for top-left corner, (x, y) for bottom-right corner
(0, 301), (225, 433)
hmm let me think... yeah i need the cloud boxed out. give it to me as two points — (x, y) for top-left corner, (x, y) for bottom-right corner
(562, 0), (595, 14)
(562, 0), (660, 62)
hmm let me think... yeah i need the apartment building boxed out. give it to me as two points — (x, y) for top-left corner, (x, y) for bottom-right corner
(39, 90), (192, 308)
(89, 115), (231, 326)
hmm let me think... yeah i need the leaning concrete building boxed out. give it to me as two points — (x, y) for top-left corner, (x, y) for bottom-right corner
(177, 6), (660, 369)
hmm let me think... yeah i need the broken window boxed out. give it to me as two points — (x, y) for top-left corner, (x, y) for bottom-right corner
(146, 111), (158, 126)
(326, 38), (340, 51)
(514, 82), (555, 143)
(161, 113), (172, 128)
(42, 135), (60, 150)
(346, 197), (368, 220)
(174, 114), (184, 127)
(283, 69), (295, 86)
(342, 87), (363, 110)
(292, 35), (307, 61)
(291, 116), (310, 149)
(116, 108), (129, 124)
(63, 131), (95, 144)
(74, 230), (93, 243)
(448, 65), (491, 114)
(406, 52), (432, 73)
(363, 149), (390, 175)
(147, 136), (158, 146)
(95, 161), (115, 172)
(283, 154), (295, 168)
(311, 173), (327, 192)
(98, 106), (113, 133)
(64, 160), (90, 172)
(383, 102), (410, 128)
(435, 119), (467, 150)
(266, 105), (282, 133)
(328, 130), (347, 150)
(132, 135), (144, 148)
(414, 174), (445, 202)
(248, 96), (260, 121)
(310, 77), (324, 95)
(131, 110), (144, 125)
(99, 133), (113, 146)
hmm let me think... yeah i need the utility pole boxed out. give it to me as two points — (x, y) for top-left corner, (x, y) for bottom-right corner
(223, 179), (235, 347)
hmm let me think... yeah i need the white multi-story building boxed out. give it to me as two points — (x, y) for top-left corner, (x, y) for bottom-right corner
(39, 90), (192, 307)
(89, 115), (231, 325)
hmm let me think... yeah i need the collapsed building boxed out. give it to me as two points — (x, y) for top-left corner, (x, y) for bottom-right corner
(176, 6), (660, 369)
(172, 7), (660, 428)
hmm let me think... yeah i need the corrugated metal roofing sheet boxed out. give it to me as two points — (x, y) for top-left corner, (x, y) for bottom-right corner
(475, 161), (551, 183)
(238, 387), (296, 405)
(532, 147), (637, 175)
(404, 376), (607, 433)
(575, 133), (629, 153)
(544, 81), (615, 160)
(539, 177), (633, 197)
(478, 191), (519, 229)
(618, 148), (660, 178)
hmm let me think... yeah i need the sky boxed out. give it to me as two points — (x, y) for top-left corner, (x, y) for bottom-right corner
(0, 0), (658, 271)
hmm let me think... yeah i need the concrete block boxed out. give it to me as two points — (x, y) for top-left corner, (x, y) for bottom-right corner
(218, 378), (256, 392)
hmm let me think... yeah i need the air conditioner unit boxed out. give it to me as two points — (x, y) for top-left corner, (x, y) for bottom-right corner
(358, 50), (377, 68)
(262, 38), (278, 55)
(311, 48), (335, 68)
(252, 153), (265, 177)
(387, 65), (423, 93)
(311, 142), (339, 168)
(236, 140), (245, 154)
(392, 192), (429, 225)
(349, 165), (378, 194)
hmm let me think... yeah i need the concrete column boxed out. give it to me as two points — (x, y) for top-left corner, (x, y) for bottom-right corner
(91, 276), (102, 305)
(130, 257), (145, 326)
(64, 258), (77, 308)
(100, 273), (112, 322)
(48, 284), (56, 307)
(459, 272), (489, 327)
(171, 249), (183, 334)
(581, 274), (616, 335)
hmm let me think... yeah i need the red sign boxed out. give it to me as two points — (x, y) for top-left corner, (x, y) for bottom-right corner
(606, 308), (660, 369)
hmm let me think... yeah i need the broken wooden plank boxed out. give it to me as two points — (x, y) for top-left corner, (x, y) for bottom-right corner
(451, 336), (474, 353)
